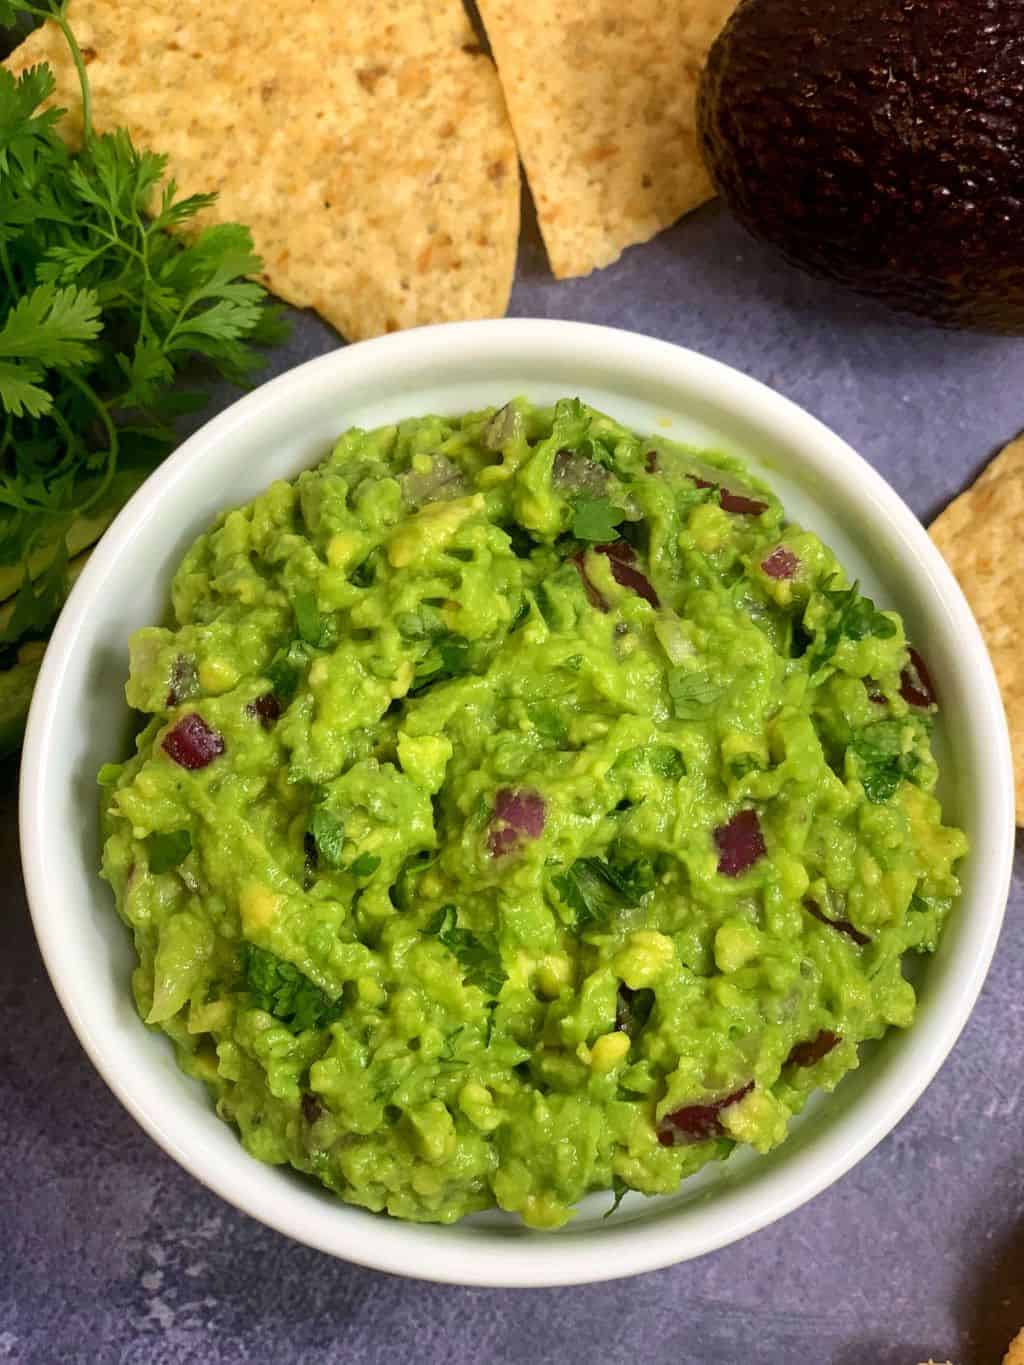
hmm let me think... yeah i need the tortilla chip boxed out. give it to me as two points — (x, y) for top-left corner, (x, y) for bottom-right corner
(6, 0), (519, 340)
(1006, 1329), (1024, 1365)
(476, 0), (735, 279)
(930, 435), (1024, 823)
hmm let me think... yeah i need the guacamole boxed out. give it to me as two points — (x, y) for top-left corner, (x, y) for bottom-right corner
(99, 398), (967, 1229)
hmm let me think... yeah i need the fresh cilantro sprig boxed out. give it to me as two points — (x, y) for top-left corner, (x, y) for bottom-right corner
(0, 0), (284, 664)
(241, 943), (343, 1033)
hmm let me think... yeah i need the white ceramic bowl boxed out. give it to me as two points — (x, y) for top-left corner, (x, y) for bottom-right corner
(19, 320), (1014, 1287)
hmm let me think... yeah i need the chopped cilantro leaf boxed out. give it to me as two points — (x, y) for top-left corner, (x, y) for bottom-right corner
(427, 904), (506, 997)
(309, 805), (345, 868)
(411, 633), (473, 693)
(146, 828), (192, 874)
(242, 943), (342, 1033)
(97, 762), (124, 787)
(604, 1174), (630, 1219)
(266, 641), (308, 701)
(571, 497), (623, 542)
(848, 720), (911, 804)
(349, 852), (381, 877)
(293, 591), (321, 645)
(668, 670), (722, 720)
(527, 701), (568, 744)
(552, 856), (650, 930)
(808, 580), (897, 681)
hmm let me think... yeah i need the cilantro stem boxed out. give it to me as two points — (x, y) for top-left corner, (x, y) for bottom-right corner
(61, 373), (117, 515)
(0, 243), (16, 299)
(37, 1), (94, 144)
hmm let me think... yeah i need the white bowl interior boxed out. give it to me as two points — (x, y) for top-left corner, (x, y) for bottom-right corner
(19, 321), (1014, 1286)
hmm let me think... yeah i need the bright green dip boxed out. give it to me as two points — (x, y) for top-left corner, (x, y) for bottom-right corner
(99, 398), (966, 1228)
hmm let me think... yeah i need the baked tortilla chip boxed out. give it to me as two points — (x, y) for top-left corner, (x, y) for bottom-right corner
(6, 0), (519, 340)
(477, 0), (735, 278)
(930, 435), (1024, 822)
(1006, 1329), (1024, 1365)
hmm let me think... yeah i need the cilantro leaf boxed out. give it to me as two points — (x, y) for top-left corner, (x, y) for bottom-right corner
(309, 805), (345, 869)
(410, 633), (473, 693)
(527, 701), (568, 744)
(807, 581), (897, 681)
(427, 904), (506, 997)
(241, 943), (343, 1033)
(146, 828), (192, 874)
(552, 856), (650, 930)
(604, 1174), (630, 1219)
(848, 720), (911, 804)
(667, 669), (723, 721)
(0, 540), (67, 645)
(349, 852), (381, 877)
(571, 496), (623, 542)
(266, 641), (308, 701)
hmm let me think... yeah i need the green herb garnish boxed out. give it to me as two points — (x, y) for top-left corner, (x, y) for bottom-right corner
(0, 1), (282, 676)
(427, 904), (506, 997)
(552, 855), (651, 930)
(604, 1174), (630, 1219)
(571, 496), (623, 543)
(146, 828), (191, 874)
(242, 943), (342, 1033)
(309, 805), (345, 868)
(349, 851), (381, 877)
(848, 720), (913, 804)
(808, 580), (897, 681)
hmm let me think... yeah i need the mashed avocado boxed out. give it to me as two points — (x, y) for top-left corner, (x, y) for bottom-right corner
(99, 398), (967, 1228)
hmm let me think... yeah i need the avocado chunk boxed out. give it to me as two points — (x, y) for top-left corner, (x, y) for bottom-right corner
(698, 0), (1024, 331)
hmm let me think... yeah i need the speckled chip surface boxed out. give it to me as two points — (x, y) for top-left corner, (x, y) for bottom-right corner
(476, 0), (736, 278)
(930, 434), (1024, 823)
(5, 0), (520, 340)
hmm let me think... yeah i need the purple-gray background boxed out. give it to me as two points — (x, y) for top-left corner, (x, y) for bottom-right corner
(2, 200), (1023, 1365)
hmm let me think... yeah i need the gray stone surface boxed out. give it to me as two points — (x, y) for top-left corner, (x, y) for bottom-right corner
(2, 199), (1023, 1365)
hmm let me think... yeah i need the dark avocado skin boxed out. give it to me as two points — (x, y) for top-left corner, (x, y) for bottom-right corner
(698, 0), (1024, 331)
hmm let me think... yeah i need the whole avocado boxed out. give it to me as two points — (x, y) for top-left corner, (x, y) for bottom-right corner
(698, 0), (1024, 331)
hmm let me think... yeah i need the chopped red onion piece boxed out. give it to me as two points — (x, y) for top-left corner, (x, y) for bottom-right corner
(719, 488), (769, 516)
(594, 541), (660, 608)
(488, 787), (546, 856)
(657, 1081), (754, 1146)
(899, 647), (936, 708)
(761, 547), (799, 580)
(246, 693), (281, 729)
(687, 473), (768, 516)
(803, 899), (870, 947)
(571, 551), (609, 611)
(553, 448), (608, 495)
(786, 1030), (840, 1068)
(714, 809), (766, 877)
(162, 713), (225, 769)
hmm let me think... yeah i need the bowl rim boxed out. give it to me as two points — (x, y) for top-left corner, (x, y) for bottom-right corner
(18, 318), (1015, 1287)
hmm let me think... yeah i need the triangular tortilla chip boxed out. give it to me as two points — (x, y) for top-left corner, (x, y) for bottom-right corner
(930, 434), (1024, 822)
(6, 0), (519, 340)
(477, 0), (736, 279)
